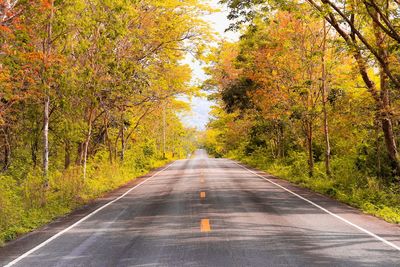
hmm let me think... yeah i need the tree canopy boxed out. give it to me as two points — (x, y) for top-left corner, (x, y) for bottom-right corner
(0, 0), (211, 243)
(203, 0), (400, 223)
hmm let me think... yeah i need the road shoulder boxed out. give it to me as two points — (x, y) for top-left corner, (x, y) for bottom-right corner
(232, 159), (400, 250)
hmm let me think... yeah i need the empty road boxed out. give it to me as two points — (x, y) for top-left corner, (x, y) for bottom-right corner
(1, 150), (400, 266)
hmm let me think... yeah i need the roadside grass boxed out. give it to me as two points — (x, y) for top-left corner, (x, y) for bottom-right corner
(0, 154), (172, 246)
(228, 151), (400, 224)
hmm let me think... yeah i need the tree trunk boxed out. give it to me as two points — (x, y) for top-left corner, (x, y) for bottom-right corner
(31, 132), (39, 167)
(380, 115), (399, 175)
(279, 122), (285, 158)
(120, 120), (125, 162)
(75, 142), (84, 165)
(321, 20), (332, 176)
(375, 117), (382, 178)
(380, 81), (400, 176)
(319, 1), (400, 178)
(42, 0), (54, 190)
(3, 143), (10, 171)
(64, 140), (71, 169)
(275, 121), (284, 159)
(82, 107), (94, 181)
(104, 115), (113, 164)
(373, 11), (400, 177)
(307, 122), (314, 177)
(43, 95), (49, 185)
(2, 127), (10, 171)
(114, 134), (119, 163)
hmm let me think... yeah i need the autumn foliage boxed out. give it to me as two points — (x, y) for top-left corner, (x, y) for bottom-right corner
(0, 0), (210, 244)
(205, 4), (400, 223)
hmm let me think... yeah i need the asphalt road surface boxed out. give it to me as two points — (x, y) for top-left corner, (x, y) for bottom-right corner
(1, 150), (400, 266)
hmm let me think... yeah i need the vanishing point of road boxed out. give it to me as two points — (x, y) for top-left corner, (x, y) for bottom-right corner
(1, 150), (400, 266)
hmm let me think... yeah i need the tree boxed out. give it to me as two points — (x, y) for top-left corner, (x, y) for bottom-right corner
(221, 0), (400, 178)
(0, 0), (212, 226)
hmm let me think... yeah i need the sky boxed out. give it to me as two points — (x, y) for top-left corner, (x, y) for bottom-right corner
(181, 0), (239, 131)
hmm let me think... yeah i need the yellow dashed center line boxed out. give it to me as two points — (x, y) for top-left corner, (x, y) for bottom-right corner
(200, 219), (211, 232)
(199, 165), (209, 233)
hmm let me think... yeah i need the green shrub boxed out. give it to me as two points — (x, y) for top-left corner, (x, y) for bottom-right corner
(0, 175), (23, 245)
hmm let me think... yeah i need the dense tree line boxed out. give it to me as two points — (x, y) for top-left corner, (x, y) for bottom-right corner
(0, 0), (209, 243)
(204, 1), (400, 222)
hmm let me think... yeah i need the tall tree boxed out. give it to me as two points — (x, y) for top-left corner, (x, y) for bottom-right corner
(221, 0), (400, 178)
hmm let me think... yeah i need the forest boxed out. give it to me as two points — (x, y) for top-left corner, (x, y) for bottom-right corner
(203, 0), (400, 224)
(0, 0), (210, 244)
(2, 0), (400, 247)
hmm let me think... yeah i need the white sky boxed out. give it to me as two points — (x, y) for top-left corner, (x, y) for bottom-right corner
(181, 0), (239, 130)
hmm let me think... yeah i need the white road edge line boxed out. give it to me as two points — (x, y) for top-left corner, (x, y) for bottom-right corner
(4, 161), (177, 267)
(233, 161), (400, 252)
